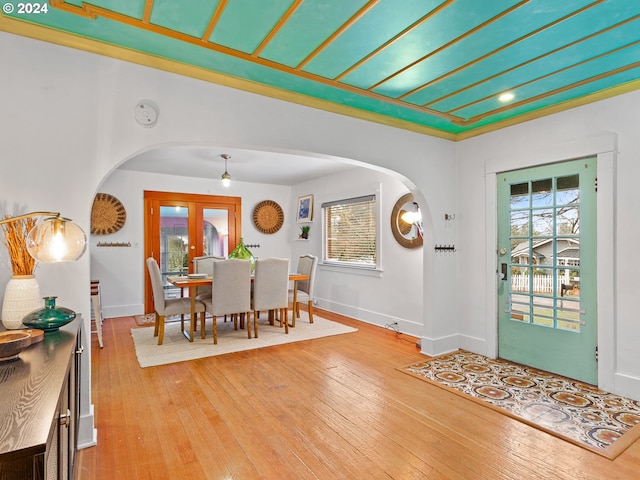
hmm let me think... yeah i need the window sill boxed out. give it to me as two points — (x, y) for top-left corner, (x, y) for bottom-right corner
(319, 262), (383, 277)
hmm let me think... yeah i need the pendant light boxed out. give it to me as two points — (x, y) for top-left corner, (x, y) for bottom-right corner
(0, 212), (87, 263)
(221, 153), (231, 187)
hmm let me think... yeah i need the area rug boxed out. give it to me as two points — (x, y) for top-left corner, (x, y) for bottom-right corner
(401, 350), (640, 459)
(131, 311), (357, 368)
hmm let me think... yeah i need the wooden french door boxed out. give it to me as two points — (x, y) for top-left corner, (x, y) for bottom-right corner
(144, 191), (242, 314)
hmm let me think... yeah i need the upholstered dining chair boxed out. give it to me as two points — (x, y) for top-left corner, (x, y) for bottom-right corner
(252, 258), (290, 338)
(146, 257), (205, 345)
(192, 255), (225, 300)
(289, 254), (318, 326)
(202, 258), (252, 344)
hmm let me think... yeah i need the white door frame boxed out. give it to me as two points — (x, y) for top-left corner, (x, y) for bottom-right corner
(483, 132), (616, 392)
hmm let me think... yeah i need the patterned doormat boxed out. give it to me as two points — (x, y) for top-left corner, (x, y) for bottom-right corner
(134, 313), (156, 326)
(401, 350), (640, 459)
(134, 313), (185, 326)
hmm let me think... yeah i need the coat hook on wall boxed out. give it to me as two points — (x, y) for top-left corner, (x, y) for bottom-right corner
(444, 213), (456, 221)
(434, 244), (456, 253)
(96, 241), (131, 247)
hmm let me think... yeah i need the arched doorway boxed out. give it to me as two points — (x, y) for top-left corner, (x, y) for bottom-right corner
(90, 144), (430, 340)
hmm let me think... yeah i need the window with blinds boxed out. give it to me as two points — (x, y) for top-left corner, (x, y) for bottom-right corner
(322, 195), (376, 267)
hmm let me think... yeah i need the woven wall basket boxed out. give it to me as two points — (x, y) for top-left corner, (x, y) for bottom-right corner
(91, 193), (127, 235)
(252, 200), (284, 234)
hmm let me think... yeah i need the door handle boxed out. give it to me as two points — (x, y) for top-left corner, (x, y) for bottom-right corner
(500, 263), (508, 280)
(59, 408), (71, 427)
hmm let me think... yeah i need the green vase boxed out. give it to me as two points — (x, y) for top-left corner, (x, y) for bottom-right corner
(229, 237), (255, 271)
(22, 296), (76, 332)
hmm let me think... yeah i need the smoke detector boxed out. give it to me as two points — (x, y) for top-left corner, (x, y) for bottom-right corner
(134, 100), (159, 127)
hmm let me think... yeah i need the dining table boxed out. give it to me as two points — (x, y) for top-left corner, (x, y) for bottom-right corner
(167, 272), (309, 342)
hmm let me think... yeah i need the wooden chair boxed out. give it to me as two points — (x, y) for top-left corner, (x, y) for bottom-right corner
(202, 259), (252, 344)
(146, 257), (205, 345)
(289, 254), (318, 326)
(252, 258), (290, 338)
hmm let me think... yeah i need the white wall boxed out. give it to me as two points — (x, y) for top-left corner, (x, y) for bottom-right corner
(1, 31), (458, 448)
(291, 168), (424, 336)
(457, 90), (640, 400)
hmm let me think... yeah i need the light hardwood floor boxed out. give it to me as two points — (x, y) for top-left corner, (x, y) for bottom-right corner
(77, 310), (640, 479)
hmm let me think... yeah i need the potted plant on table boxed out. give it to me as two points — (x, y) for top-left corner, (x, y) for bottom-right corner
(1, 215), (42, 329)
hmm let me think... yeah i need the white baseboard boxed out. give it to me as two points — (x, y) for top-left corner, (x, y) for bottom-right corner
(418, 334), (459, 357)
(103, 304), (144, 318)
(458, 334), (488, 356)
(78, 404), (97, 449)
(315, 298), (422, 337)
(613, 372), (640, 402)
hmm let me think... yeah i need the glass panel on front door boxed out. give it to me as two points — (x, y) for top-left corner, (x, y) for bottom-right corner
(507, 174), (582, 332)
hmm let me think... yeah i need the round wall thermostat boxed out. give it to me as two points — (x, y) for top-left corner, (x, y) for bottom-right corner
(134, 100), (159, 127)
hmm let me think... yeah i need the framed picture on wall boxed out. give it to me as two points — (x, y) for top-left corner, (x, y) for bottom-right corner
(297, 194), (313, 222)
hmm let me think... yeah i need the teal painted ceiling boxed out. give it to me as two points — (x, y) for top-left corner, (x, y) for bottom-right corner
(2, 0), (640, 138)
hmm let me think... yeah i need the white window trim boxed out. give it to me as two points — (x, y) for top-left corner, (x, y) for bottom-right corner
(318, 262), (383, 277)
(321, 184), (382, 273)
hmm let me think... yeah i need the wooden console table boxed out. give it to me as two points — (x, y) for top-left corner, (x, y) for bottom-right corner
(0, 317), (83, 480)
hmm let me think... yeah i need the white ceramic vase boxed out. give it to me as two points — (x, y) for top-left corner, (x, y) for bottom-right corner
(2, 275), (43, 329)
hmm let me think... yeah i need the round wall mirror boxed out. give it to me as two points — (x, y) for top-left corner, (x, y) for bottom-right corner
(391, 193), (423, 249)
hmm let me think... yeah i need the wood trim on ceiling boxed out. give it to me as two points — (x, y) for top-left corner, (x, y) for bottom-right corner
(142, 0), (154, 24)
(408, 0), (615, 105)
(44, 0), (633, 130)
(202, 0), (227, 42)
(2, 15), (460, 140)
(295, 0), (381, 70)
(253, 0), (303, 58)
(2, 13), (639, 141)
(47, 0), (459, 124)
(454, 56), (640, 126)
(455, 77), (640, 140)
(334, 0), (454, 83)
(367, 0), (528, 93)
(422, 12), (640, 111)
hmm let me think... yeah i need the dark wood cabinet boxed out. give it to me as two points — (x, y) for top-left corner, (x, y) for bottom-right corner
(0, 317), (82, 480)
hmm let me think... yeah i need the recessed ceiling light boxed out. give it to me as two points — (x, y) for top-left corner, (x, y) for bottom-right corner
(499, 92), (515, 103)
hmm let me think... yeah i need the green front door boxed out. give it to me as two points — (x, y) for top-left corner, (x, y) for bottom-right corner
(497, 157), (597, 384)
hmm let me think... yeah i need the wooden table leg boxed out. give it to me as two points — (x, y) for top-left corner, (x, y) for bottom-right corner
(182, 286), (198, 342)
(189, 288), (197, 341)
(291, 281), (298, 328)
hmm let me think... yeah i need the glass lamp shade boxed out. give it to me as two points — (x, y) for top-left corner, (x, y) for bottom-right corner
(400, 204), (422, 224)
(26, 217), (87, 263)
(221, 171), (231, 187)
